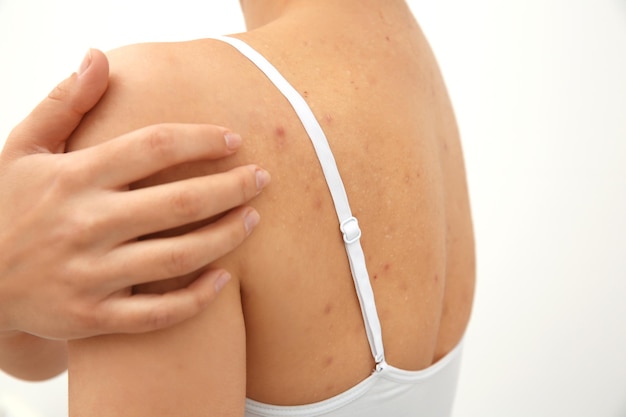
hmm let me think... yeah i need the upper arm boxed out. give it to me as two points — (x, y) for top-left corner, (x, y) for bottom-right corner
(68, 280), (246, 416)
(66, 43), (247, 417)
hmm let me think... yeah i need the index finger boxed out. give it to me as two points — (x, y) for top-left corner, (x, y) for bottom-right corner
(73, 123), (243, 188)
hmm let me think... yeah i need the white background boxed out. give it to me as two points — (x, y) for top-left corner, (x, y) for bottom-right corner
(1, 1), (625, 416)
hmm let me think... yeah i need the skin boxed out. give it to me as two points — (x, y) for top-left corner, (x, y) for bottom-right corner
(0, 49), (270, 380)
(66, 0), (475, 415)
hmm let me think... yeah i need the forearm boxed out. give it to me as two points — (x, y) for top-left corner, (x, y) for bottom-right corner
(0, 331), (67, 381)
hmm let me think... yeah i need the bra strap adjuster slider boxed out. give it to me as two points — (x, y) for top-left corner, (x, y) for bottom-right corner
(340, 216), (361, 244)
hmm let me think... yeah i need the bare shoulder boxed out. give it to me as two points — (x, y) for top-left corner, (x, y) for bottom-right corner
(68, 39), (249, 150)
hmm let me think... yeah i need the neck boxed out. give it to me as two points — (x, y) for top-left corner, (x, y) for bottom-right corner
(239, 0), (409, 31)
(239, 0), (289, 30)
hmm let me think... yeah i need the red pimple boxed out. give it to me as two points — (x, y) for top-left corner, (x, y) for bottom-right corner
(324, 302), (333, 315)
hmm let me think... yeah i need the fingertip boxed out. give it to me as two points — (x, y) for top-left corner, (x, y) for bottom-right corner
(155, 269), (229, 316)
(77, 48), (109, 77)
(213, 271), (232, 293)
(255, 168), (271, 192)
(90, 49), (110, 73)
(244, 208), (261, 236)
(190, 269), (232, 303)
(224, 132), (243, 151)
(77, 49), (92, 76)
(74, 48), (109, 112)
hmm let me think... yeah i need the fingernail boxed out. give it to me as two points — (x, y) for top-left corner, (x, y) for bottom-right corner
(224, 132), (242, 150)
(214, 271), (231, 293)
(255, 169), (271, 192)
(244, 209), (260, 236)
(77, 49), (92, 76)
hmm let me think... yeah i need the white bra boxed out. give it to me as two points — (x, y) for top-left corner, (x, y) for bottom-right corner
(212, 36), (464, 417)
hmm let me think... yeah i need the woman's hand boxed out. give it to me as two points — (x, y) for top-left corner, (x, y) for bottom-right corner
(0, 49), (269, 340)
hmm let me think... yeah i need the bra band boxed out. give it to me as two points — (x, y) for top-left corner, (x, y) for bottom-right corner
(212, 36), (385, 366)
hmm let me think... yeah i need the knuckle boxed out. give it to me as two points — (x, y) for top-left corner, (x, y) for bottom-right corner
(51, 160), (86, 192)
(237, 168), (257, 202)
(166, 246), (198, 276)
(169, 188), (203, 219)
(225, 216), (247, 246)
(47, 79), (72, 103)
(43, 163), (107, 248)
(47, 78), (84, 119)
(60, 209), (104, 248)
(193, 286), (214, 310)
(144, 125), (177, 158)
(67, 304), (98, 335)
(146, 305), (178, 331)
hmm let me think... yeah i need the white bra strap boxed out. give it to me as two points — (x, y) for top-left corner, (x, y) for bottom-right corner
(212, 36), (385, 365)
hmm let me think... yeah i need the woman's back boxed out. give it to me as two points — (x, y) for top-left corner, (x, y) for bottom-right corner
(67, 1), (474, 415)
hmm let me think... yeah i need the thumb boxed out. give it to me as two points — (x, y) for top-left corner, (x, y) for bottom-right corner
(3, 49), (109, 156)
